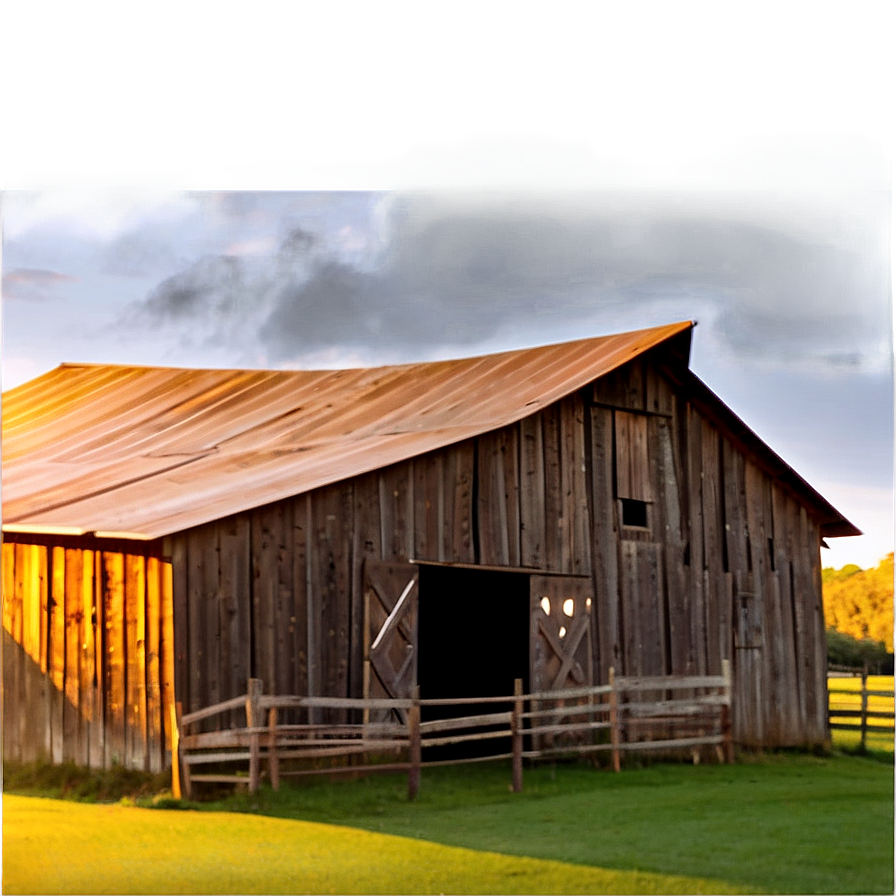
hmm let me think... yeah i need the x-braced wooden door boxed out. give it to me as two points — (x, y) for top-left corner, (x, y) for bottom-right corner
(529, 575), (594, 749)
(363, 559), (419, 724)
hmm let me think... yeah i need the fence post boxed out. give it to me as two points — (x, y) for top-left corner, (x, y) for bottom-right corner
(171, 701), (187, 799)
(408, 686), (421, 800)
(268, 706), (280, 792)
(609, 667), (621, 773)
(721, 658), (734, 763)
(511, 677), (523, 793)
(246, 679), (263, 794)
(860, 666), (869, 750)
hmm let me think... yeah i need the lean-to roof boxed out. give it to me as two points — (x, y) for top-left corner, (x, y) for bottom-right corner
(1, 320), (858, 541)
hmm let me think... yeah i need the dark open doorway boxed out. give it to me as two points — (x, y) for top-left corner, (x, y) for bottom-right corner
(417, 564), (530, 758)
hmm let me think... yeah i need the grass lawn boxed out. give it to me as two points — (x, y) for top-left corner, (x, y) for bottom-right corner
(4, 752), (893, 894)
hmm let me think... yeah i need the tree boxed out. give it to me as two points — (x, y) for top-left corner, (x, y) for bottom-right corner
(822, 553), (893, 652)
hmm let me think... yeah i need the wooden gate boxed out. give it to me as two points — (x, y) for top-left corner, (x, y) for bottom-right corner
(363, 560), (419, 723)
(529, 575), (594, 749)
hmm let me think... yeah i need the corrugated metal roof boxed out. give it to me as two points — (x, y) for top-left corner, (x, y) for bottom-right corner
(2, 322), (694, 538)
(1, 320), (858, 541)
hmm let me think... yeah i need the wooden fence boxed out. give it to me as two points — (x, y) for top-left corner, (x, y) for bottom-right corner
(174, 664), (732, 799)
(828, 670), (895, 750)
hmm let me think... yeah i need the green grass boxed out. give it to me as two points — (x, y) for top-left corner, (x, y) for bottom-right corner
(4, 753), (893, 894)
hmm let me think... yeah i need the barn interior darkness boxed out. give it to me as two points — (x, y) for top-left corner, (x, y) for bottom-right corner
(417, 565), (530, 757)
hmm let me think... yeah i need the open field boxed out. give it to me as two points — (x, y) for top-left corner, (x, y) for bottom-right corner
(4, 753), (893, 894)
(828, 675), (894, 752)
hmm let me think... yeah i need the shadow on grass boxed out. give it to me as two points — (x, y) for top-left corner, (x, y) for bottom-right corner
(4, 752), (894, 894)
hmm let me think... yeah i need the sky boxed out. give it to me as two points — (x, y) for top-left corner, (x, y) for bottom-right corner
(0, 3), (892, 571)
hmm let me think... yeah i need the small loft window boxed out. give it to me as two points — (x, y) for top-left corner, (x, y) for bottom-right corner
(621, 498), (649, 528)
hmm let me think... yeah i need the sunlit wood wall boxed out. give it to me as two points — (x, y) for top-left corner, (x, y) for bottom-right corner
(1, 538), (175, 771)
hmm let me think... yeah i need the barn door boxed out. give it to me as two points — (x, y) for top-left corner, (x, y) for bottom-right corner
(363, 559), (419, 723)
(529, 575), (594, 751)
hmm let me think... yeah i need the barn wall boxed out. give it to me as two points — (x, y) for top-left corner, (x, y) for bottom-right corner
(1, 537), (175, 770)
(170, 393), (594, 717)
(589, 351), (827, 747)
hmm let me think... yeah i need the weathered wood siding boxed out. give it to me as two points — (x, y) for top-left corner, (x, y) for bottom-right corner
(1, 538), (175, 770)
(170, 394), (594, 717)
(589, 350), (827, 746)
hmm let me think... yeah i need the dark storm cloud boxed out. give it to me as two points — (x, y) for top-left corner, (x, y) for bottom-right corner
(261, 195), (889, 366)
(131, 193), (890, 370)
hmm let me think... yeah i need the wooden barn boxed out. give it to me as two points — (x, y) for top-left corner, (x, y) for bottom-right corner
(1, 320), (859, 772)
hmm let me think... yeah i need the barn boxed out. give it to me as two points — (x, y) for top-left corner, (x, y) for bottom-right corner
(1, 320), (859, 772)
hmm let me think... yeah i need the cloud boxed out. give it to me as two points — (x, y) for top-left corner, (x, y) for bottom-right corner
(2, 267), (77, 300)
(1, 191), (196, 242)
(126, 192), (891, 373)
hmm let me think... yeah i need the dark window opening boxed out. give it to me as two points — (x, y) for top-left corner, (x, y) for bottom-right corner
(621, 498), (649, 528)
(417, 565), (530, 760)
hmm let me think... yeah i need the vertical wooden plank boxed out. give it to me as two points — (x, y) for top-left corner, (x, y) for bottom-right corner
(19, 546), (42, 761)
(63, 549), (83, 763)
(742, 459), (767, 746)
(186, 530), (205, 716)
(566, 394), (592, 577)
(8, 544), (26, 762)
(124, 554), (147, 769)
(657, 416), (689, 674)
(686, 406), (707, 677)
(102, 551), (126, 766)
(700, 420), (723, 675)
(275, 502), (296, 701)
(477, 430), (511, 567)
(49, 546), (66, 764)
(413, 453), (443, 563)
(202, 527), (221, 716)
(219, 515), (252, 725)
(2, 544), (18, 762)
(170, 536), (189, 736)
(379, 464), (413, 561)
(90, 550), (105, 769)
(312, 485), (353, 717)
(160, 558), (176, 770)
(619, 542), (640, 676)
(589, 404), (619, 683)
(78, 549), (97, 768)
(36, 546), (51, 759)
(803, 508), (827, 743)
(645, 363), (675, 416)
(542, 404), (564, 572)
(252, 508), (278, 698)
(352, 475), (380, 701)
(445, 441), (476, 563)
(145, 556), (162, 772)
(519, 415), (546, 569)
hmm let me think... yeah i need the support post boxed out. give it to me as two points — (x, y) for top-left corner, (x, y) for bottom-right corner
(408, 686), (421, 800)
(511, 677), (523, 793)
(609, 667), (621, 773)
(246, 678), (263, 794)
(721, 658), (734, 763)
(268, 706), (280, 792)
(171, 701), (187, 799)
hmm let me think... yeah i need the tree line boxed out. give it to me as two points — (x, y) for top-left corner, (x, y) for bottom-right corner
(823, 553), (893, 671)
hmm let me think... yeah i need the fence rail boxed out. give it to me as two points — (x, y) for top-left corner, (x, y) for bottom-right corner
(827, 670), (895, 750)
(174, 663), (732, 800)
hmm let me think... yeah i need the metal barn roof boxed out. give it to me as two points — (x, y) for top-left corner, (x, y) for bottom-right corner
(1, 320), (858, 541)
